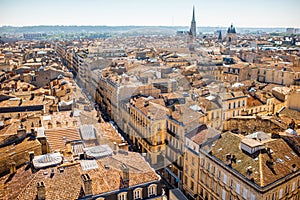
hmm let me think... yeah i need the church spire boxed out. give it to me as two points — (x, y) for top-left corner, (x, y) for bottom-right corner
(190, 6), (196, 38)
(192, 5), (196, 23)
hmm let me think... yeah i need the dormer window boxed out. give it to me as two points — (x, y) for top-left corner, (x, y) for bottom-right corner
(133, 188), (142, 200)
(118, 192), (127, 200)
(148, 184), (157, 197)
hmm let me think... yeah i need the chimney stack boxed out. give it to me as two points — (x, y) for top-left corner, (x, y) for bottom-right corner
(246, 166), (254, 181)
(29, 151), (35, 162)
(113, 142), (117, 151)
(120, 163), (130, 188)
(9, 162), (16, 174)
(81, 174), (92, 196)
(37, 182), (46, 200)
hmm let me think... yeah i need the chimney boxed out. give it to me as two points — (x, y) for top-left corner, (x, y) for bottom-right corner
(30, 93), (35, 101)
(17, 126), (26, 138)
(120, 163), (130, 188)
(9, 162), (16, 174)
(226, 154), (232, 166)
(81, 174), (92, 196)
(292, 164), (297, 172)
(113, 142), (117, 151)
(246, 166), (253, 181)
(29, 151), (35, 162)
(266, 160), (274, 169)
(37, 182), (46, 200)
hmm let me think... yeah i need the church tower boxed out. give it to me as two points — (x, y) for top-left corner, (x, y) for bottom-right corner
(226, 24), (237, 44)
(189, 6), (196, 38)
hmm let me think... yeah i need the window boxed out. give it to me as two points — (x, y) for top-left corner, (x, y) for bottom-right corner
(285, 185), (289, 194)
(118, 192), (127, 200)
(207, 162), (210, 172)
(233, 102), (236, 109)
(222, 189), (226, 200)
(230, 179), (234, 188)
(243, 189), (248, 199)
(191, 180), (194, 190)
(202, 159), (205, 167)
(236, 183), (240, 194)
(279, 189), (283, 199)
(292, 182), (296, 191)
(133, 188), (142, 200)
(211, 180), (215, 191)
(200, 188), (204, 197)
(206, 177), (210, 186)
(250, 193), (256, 200)
(223, 174), (227, 184)
(201, 173), (205, 183)
(148, 184), (157, 197)
(217, 185), (220, 196)
(184, 175), (188, 185)
(218, 171), (221, 179)
(228, 103), (231, 109)
(212, 166), (216, 175)
(272, 193), (276, 200)
(192, 157), (195, 166)
(191, 169), (195, 178)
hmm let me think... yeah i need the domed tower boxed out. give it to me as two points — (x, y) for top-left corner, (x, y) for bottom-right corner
(226, 24), (237, 44)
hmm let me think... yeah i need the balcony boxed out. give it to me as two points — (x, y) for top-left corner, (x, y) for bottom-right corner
(167, 128), (178, 139)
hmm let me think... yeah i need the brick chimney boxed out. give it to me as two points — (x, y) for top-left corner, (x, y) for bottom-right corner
(37, 182), (46, 200)
(81, 174), (92, 196)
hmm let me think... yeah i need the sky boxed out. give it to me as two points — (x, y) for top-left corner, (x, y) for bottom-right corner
(0, 0), (300, 28)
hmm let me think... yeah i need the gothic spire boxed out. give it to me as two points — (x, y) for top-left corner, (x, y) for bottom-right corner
(190, 6), (196, 37)
(192, 5), (196, 23)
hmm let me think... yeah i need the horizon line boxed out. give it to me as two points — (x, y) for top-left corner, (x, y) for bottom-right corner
(0, 25), (299, 29)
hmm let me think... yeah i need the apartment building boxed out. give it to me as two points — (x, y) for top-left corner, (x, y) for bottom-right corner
(223, 63), (251, 83)
(164, 102), (204, 189)
(219, 91), (248, 120)
(119, 96), (167, 167)
(183, 124), (220, 199)
(183, 131), (299, 200)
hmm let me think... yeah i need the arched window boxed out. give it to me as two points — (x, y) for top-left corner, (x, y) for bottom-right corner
(133, 188), (142, 200)
(148, 184), (157, 197)
(118, 192), (127, 200)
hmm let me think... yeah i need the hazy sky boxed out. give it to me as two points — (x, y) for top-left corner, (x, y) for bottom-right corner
(1, 0), (300, 27)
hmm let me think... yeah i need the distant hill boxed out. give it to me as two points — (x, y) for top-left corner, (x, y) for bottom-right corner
(0, 25), (286, 35)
